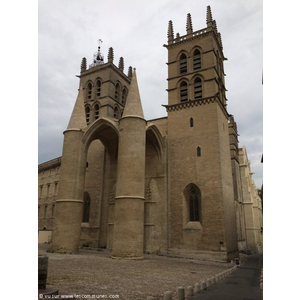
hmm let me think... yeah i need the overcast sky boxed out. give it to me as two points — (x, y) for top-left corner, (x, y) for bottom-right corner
(38, 0), (263, 187)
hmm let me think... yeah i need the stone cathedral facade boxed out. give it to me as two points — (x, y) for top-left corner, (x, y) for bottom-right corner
(38, 7), (263, 261)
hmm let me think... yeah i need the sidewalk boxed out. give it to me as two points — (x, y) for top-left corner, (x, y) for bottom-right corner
(189, 254), (263, 300)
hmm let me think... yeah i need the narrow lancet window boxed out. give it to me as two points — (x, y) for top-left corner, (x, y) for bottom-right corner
(85, 106), (91, 124)
(194, 78), (203, 100)
(94, 103), (100, 120)
(114, 106), (119, 119)
(190, 118), (194, 127)
(180, 81), (188, 102)
(96, 80), (101, 97)
(121, 88), (127, 105)
(87, 82), (92, 100)
(193, 49), (201, 70)
(115, 83), (120, 101)
(189, 188), (200, 221)
(197, 146), (201, 157)
(180, 53), (187, 74)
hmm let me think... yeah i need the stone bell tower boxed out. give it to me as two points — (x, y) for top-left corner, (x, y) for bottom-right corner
(163, 6), (238, 260)
(51, 41), (143, 254)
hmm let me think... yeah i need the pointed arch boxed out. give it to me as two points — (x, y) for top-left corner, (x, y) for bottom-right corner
(113, 105), (120, 119)
(82, 117), (119, 159)
(85, 104), (92, 125)
(190, 117), (194, 127)
(121, 87), (128, 106)
(93, 102), (100, 120)
(193, 49), (201, 70)
(146, 124), (165, 161)
(95, 78), (102, 98)
(86, 81), (93, 101)
(183, 183), (202, 223)
(180, 80), (188, 102)
(194, 77), (203, 100)
(179, 52), (188, 74)
(115, 82), (121, 102)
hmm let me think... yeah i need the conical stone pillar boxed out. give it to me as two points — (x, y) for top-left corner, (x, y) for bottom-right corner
(51, 86), (87, 253)
(112, 70), (146, 259)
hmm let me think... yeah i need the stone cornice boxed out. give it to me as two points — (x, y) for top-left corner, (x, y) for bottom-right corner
(78, 63), (131, 84)
(38, 157), (61, 173)
(162, 95), (228, 117)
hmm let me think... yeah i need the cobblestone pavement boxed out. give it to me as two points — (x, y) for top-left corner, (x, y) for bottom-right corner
(39, 244), (234, 300)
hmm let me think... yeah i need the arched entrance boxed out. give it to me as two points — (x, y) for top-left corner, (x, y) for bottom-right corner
(81, 117), (119, 249)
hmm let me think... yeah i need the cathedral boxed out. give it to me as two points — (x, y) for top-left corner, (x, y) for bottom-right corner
(38, 6), (263, 261)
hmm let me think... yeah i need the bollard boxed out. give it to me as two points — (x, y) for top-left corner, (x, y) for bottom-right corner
(164, 291), (172, 300)
(177, 286), (185, 300)
(194, 283), (200, 294)
(200, 281), (207, 291)
(206, 278), (212, 287)
(211, 276), (216, 285)
(187, 286), (194, 297)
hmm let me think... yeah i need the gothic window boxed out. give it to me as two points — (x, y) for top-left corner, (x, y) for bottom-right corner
(180, 81), (188, 102)
(190, 118), (194, 127)
(54, 182), (58, 195)
(47, 184), (50, 197)
(194, 78), (203, 100)
(52, 204), (55, 218)
(85, 106), (91, 124)
(193, 49), (201, 70)
(115, 83), (120, 102)
(87, 82), (92, 100)
(114, 106), (120, 119)
(96, 79), (101, 98)
(94, 103), (100, 120)
(189, 187), (200, 222)
(82, 192), (91, 223)
(44, 205), (47, 218)
(179, 53), (187, 74)
(121, 88), (127, 105)
(197, 146), (201, 157)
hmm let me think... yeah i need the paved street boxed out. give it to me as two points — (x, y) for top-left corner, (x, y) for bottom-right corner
(189, 254), (263, 300)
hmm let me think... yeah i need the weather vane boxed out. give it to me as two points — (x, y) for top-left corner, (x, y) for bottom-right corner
(93, 39), (104, 65)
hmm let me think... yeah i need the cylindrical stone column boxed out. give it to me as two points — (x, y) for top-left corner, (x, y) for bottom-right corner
(112, 116), (146, 259)
(51, 129), (86, 253)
